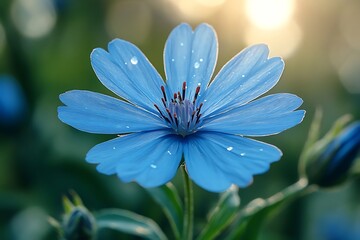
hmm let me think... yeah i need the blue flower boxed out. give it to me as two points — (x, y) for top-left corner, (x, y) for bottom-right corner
(58, 23), (305, 192)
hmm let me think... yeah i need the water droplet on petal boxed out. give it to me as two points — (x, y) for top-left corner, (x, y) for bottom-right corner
(191, 49), (194, 53)
(199, 58), (203, 62)
(227, 146), (233, 151)
(180, 42), (184, 46)
(259, 148), (264, 151)
(130, 56), (138, 65)
(194, 62), (200, 69)
(241, 74), (245, 78)
(113, 147), (116, 150)
(167, 150), (172, 155)
(150, 164), (157, 169)
(126, 126), (130, 129)
(171, 58), (175, 62)
(240, 152), (246, 156)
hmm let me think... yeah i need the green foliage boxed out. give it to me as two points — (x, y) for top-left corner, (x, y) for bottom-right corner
(146, 183), (183, 240)
(196, 186), (240, 240)
(95, 209), (167, 240)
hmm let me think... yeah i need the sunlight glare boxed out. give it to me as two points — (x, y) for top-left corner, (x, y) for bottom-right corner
(244, 21), (302, 59)
(245, 0), (295, 29)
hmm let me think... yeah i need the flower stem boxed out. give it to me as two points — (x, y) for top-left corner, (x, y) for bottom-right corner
(181, 165), (194, 240)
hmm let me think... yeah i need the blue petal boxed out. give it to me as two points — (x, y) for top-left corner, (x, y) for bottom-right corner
(86, 130), (183, 188)
(164, 23), (217, 100)
(199, 44), (284, 117)
(91, 39), (164, 114)
(58, 90), (166, 134)
(201, 93), (305, 136)
(184, 132), (282, 192)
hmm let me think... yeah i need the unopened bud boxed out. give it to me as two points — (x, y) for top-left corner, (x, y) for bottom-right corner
(302, 121), (360, 187)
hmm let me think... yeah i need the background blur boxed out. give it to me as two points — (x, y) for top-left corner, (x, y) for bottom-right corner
(1, 0), (360, 239)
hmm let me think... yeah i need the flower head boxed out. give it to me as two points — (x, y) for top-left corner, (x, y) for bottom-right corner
(58, 23), (305, 192)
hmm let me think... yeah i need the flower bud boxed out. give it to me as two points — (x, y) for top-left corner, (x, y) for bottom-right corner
(302, 121), (360, 187)
(60, 193), (96, 240)
(63, 206), (96, 240)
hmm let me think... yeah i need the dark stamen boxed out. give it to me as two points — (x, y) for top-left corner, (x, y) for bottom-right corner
(161, 98), (167, 108)
(191, 111), (196, 122)
(193, 85), (201, 104)
(196, 103), (203, 117)
(178, 91), (182, 102)
(166, 108), (173, 122)
(154, 104), (170, 123)
(174, 113), (178, 127)
(182, 82), (186, 100)
(196, 114), (202, 124)
(161, 86), (167, 102)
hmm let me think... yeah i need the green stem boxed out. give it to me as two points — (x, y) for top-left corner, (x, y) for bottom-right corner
(225, 178), (316, 240)
(181, 165), (194, 240)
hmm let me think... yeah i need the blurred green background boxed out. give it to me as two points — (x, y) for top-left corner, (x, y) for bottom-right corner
(0, 0), (360, 239)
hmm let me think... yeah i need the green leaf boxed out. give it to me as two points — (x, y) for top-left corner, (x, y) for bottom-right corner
(225, 179), (310, 240)
(95, 209), (167, 240)
(146, 183), (183, 240)
(196, 186), (240, 240)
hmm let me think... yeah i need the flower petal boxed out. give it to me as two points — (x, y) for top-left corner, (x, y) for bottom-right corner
(201, 93), (305, 136)
(164, 23), (218, 100)
(86, 130), (183, 188)
(184, 132), (282, 192)
(199, 44), (284, 117)
(58, 90), (167, 134)
(91, 39), (164, 114)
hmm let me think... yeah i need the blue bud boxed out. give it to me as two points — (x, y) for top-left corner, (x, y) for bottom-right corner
(303, 121), (360, 187)
(63, 206), (96, 240)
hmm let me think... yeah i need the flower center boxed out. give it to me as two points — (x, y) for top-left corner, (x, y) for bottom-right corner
(154, 82), (203, 137)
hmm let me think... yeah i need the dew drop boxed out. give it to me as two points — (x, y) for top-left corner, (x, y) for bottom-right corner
(240, 152), (246, 156)
(171, 58), (175, 62)
(191, 49), (194, 53)
(167, 150), (172, 155)
(113, 147), (116, 150)
(125, 62), (128, 65)
(126, 126), (130, 129)
(199, 58), (203, 62)
(241, 74), (245, 78)
(150, 164), (157, 169)
(130, 56), (138, 65)
(259, 148), (264, 152)
(227, 146), (233, 151)
(194, 62), (200, 69)
(180, 42), (184, 46)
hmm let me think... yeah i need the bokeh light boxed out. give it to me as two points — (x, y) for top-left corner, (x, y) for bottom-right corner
(245, 0), (295, 29)
(337, 54), (360, 93)
(339, 1), (360, 51)
(167, 0), (227, 20)
(11, 0), (57, 39)
(244, 21), (302, 59)
(106, 0), (153, 45)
